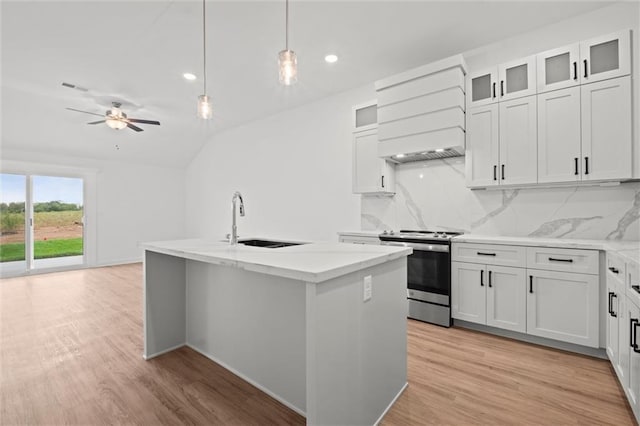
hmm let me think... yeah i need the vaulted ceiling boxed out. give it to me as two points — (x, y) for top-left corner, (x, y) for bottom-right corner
(1, 1), (612, 168)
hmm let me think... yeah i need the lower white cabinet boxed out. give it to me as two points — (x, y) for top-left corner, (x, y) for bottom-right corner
(527, 269), (599, 348)
(452, 262), (526, 333)
(625, 299), (640, 415)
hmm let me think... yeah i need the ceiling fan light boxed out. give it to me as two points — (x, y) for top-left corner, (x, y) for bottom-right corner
(278, 49), (297, 86)
(106, 118), (127, 130)
(197, 94), (213, 119)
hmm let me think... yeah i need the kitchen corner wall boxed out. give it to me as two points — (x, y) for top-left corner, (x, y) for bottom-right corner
(363, 2), (640, 241)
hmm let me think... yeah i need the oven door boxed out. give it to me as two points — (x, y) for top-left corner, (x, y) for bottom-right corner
(382, 241), (450, 305)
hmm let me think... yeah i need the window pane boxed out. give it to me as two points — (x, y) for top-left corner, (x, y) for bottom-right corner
(545, 52), (570, 85)
(590, 39), (619, 75)
(472, 74), (491, 102)
(506, 64), (528, 93)
(0, 174), (26, 263)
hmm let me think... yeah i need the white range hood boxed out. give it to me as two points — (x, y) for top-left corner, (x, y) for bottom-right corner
(375, 55), (467, 164)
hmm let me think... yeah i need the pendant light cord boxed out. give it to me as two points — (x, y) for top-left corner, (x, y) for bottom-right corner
(203, 0), (207, 94)
(285, 0), (289, 50)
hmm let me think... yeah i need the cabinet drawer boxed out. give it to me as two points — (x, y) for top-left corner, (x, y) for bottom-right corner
(452, 243), (526, 267)
(527, 247), (598, 275)
(339, 235), (380, 245)
(606, 252), (626, 280)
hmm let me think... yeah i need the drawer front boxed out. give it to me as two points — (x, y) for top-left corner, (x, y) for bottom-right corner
(527, 247), (599, 275)
(606, 252), (626, 281)
(452, 243), (526, 267)
(339, 235), (380, 245)
(627, 260), (640, 307)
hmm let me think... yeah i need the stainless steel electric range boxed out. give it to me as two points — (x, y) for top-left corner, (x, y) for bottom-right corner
(379, 230), (462, 327)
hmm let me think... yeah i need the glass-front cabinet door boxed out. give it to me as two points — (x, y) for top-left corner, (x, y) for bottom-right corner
(497, 55), (537, 101)
(537, 44), (581, 93)
(466, 68), (498, 108)
(580, 29), (630, 84)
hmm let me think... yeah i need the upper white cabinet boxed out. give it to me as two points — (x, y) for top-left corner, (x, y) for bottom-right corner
(537, 30), (630, 93)
(580, 76), (632, 181)
(351, 102), (395, 195)
(466, 55), (536, 108)
(465, 104), (499, 187)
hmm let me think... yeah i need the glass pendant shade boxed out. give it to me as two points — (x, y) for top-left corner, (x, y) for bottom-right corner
(105, 118), (127, 130)
(278, 49), (298, 86)
(197, 94), (213, 119)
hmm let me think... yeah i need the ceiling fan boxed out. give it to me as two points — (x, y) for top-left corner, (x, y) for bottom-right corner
(66, 102), (160, 132)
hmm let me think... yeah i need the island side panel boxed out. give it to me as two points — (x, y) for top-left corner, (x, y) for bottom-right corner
(305, 257), (408, 426)
(143, 250), (187, 359)
(185, 260), (307, 415)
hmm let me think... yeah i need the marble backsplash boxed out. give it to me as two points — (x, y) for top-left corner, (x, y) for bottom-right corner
(361, 158), (640, 241)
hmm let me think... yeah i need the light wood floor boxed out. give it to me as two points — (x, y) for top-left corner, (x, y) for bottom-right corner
(1, 263), (636, 425)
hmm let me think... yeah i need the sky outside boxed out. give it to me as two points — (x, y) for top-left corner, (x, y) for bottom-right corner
(0, 174), (83, 205)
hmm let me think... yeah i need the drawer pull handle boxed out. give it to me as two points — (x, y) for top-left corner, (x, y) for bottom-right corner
(608, 267), (619, 274)
(477, 252), (496, 257)
(480, 270), (484, 287)
(488, 270), (492, 288)
(548, 257), (573, 263)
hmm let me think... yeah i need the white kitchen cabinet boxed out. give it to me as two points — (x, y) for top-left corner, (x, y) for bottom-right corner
(580, 29), (631, 85)
(527, 269), (599, 348)
(466, 95), (537, 187)
(537, 86), (582, 183)
(486, 265), (527, 333)
(465, 104), (499, 187)
(353, 129), (395, 195)
(536, 30), (630, 93)
(451, 261), (486, 324)
(466, 55), (536, 108)
(537, 76), (632, 184)
(537, 43), (581, 93)
(606, 269), (622, 371)
(626, 298), (640, 417)
(451, 261), (525, 333)
(580, 76), (632, 181)
(498, 95), (538, 185)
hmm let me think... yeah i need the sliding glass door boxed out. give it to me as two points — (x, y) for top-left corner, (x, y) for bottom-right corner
(0, 173), (84, 273)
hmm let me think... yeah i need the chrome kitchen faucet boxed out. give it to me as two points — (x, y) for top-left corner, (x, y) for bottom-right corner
(230, 191), (245, 245)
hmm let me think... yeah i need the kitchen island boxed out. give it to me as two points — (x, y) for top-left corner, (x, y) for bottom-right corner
(142, 238), (411, 426)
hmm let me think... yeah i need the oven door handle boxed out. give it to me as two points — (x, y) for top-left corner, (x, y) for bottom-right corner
(381, 241), (449, 252)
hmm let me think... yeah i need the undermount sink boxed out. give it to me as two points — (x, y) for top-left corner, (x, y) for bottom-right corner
(238, 239), (304, 249)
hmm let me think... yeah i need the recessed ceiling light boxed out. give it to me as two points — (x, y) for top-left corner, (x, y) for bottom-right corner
(324, 54), (338, 63)
(183, 73), (197, 81)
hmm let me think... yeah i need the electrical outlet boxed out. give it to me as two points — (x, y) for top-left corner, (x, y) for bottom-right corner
(363, 275), (372, 302)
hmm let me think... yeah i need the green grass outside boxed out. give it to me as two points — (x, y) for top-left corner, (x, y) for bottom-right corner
(0, 238), (83, 262)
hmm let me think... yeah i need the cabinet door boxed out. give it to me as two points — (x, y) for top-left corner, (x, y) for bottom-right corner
(527, 269), (599, 348)
(537, 43), (581, 93)
(451, 262), (486, 324)
(465, 104), (499, 188)
(627, 300), (640, 411)
(486, 266), (526, 333)
(581, 76), (632, 181)
(353, 130), (388, 194)
(353, 102), (377, 133)
(617, 294), (629, 389)
(606, 277), (621, 368)
(537, 86), (581, 183)
(580, 30), (631, 84)
(499, 95), (538, 185)
(466, 67), (498, 108)
(498, 55), (537, 101)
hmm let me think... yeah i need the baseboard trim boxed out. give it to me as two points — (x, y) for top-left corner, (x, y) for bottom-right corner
(143, 343), (186, 360)
(454, 320), (607, 359)
(374, 381), (408, 426)
(0, 258), (142, 279)
(185, 343), (306, 418)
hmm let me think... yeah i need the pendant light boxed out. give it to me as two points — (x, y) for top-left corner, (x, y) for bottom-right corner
(278, 0), (297, 86)
(197, 0), (212, 119)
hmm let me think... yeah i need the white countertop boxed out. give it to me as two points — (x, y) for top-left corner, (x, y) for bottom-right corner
(142, 238), (412, 283)
(337, 230), (384, 237)
(453, 234), (639, 264)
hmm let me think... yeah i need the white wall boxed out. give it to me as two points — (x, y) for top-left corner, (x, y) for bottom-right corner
(185, 85), (374, 242)
(1, 149), (185, 266)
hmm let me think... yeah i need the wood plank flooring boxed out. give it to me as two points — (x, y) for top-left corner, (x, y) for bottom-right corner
(1, 263), (636, 425)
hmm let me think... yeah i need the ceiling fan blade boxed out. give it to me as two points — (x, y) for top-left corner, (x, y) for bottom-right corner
(87, 120), (106, 125)
(127, 118), (160, 125)
(61, 82), (89, 92)
(66, 107), (104, 117)
(126, 122), (144, 132)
